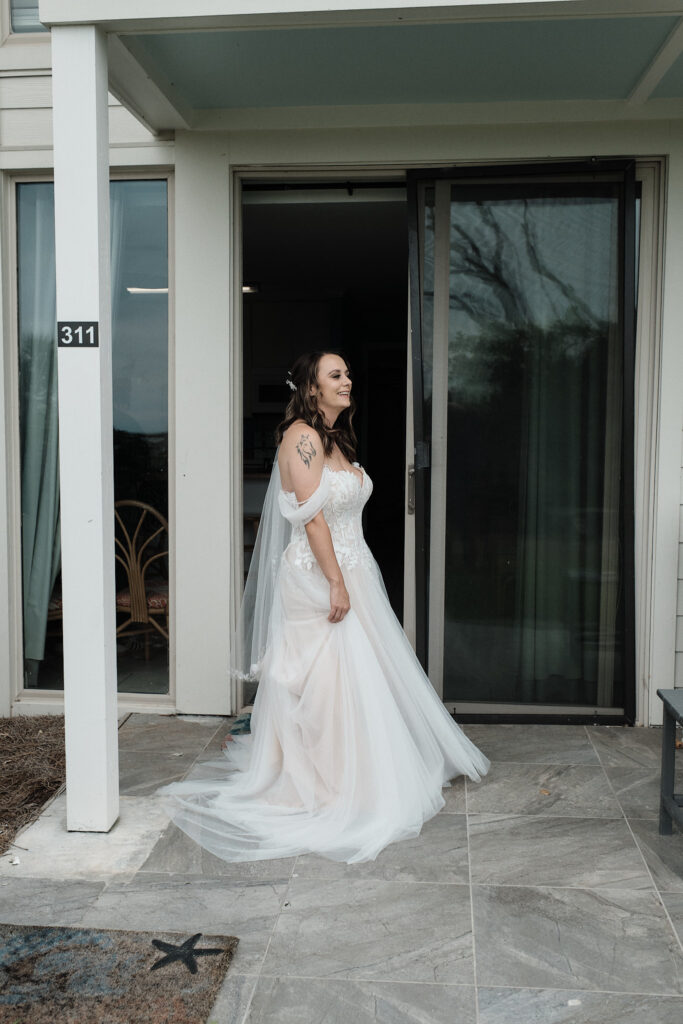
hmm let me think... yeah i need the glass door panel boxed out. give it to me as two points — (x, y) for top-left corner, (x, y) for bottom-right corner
(409, 166), (636, 716)
(17, 179), (170, 694)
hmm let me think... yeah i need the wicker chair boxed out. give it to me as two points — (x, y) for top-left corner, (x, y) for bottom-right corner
(115, 500), (169, 658)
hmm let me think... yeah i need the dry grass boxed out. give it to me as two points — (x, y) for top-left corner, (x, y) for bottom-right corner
(0, 715), (65, 856)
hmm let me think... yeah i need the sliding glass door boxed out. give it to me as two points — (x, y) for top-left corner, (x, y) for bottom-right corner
(408, 163), (636, 720)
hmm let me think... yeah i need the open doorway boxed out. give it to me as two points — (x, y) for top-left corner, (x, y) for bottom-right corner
(241, 181), (408, 642)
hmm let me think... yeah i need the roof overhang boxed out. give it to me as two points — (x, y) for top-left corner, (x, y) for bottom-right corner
(38, 1), (637, 33)
(39, 2), (683, 135)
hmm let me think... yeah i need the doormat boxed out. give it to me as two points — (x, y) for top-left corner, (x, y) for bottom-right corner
(0, 924), (238, 1024)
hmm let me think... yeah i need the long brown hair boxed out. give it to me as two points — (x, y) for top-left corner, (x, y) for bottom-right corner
(276, 351), (357, 460)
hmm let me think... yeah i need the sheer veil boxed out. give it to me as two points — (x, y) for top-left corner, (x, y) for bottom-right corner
(231, 448), (332, 685)
(232, 453), (289, 683)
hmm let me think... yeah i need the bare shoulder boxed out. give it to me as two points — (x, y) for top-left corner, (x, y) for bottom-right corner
(279, 421), (324, 496)
(280, 421), (322, 466)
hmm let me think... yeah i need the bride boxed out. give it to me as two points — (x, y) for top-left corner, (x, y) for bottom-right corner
(161, 351), (490, 863)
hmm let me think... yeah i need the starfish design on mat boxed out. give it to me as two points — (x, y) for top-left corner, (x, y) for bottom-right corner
(150, 933), (224, 975)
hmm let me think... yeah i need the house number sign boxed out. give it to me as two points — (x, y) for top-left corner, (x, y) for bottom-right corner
(57, 322), (99, 347)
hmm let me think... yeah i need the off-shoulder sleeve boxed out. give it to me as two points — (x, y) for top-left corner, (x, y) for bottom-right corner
(277, 471), (331, 526)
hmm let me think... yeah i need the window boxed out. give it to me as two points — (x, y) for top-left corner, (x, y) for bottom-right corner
(16, 179), (170, 694)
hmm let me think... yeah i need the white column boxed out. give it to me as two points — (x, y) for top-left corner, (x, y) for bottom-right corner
(52, 26), (119, 830)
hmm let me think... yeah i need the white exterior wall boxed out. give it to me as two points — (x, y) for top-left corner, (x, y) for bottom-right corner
(173, 133), (232, 715)
(678, 426), (683, 686)
(655, 147), (683, 709)
(1, 17), (682, 721)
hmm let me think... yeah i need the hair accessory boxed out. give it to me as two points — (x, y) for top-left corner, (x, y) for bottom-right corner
(285, 375), (296, 392)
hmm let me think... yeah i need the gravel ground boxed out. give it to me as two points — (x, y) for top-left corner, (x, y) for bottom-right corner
(0, 715), (65, 856)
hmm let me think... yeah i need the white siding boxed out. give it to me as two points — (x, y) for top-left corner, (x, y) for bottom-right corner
(0, 73), (158, 149)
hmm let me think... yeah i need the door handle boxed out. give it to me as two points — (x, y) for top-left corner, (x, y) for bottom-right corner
(407, 464), (415, 515)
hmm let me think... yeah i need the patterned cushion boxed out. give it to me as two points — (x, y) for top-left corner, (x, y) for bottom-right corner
(116, 582), (169, 610)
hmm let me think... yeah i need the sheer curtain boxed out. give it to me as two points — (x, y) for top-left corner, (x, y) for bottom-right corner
(17, 185), (61, 675)
(110, 183), (126, 330)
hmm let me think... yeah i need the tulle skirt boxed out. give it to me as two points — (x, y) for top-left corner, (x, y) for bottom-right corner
(160, 545), (491, 863)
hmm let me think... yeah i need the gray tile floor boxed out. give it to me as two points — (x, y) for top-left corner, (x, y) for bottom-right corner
(1, 714), (683, 1023)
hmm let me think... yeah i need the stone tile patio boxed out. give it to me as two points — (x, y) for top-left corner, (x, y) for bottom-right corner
(1, 714), (682, 1023)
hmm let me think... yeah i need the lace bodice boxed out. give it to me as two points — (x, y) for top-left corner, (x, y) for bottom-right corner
(279, 464), (374, 572)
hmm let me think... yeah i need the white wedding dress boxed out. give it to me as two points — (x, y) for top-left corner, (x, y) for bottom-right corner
(162, 462), (490, 863)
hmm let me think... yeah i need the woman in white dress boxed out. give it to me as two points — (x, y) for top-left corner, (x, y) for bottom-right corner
(161, 351), (490, 863)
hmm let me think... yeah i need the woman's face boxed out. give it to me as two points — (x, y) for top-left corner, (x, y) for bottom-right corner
(312, 353), (352, 423)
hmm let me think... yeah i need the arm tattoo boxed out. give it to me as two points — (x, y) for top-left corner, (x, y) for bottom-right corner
(296, 434), (317, 469)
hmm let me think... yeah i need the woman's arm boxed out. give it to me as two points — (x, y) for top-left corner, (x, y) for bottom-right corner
(281, 425), (350, 623)
(305, 513), (350, 623)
